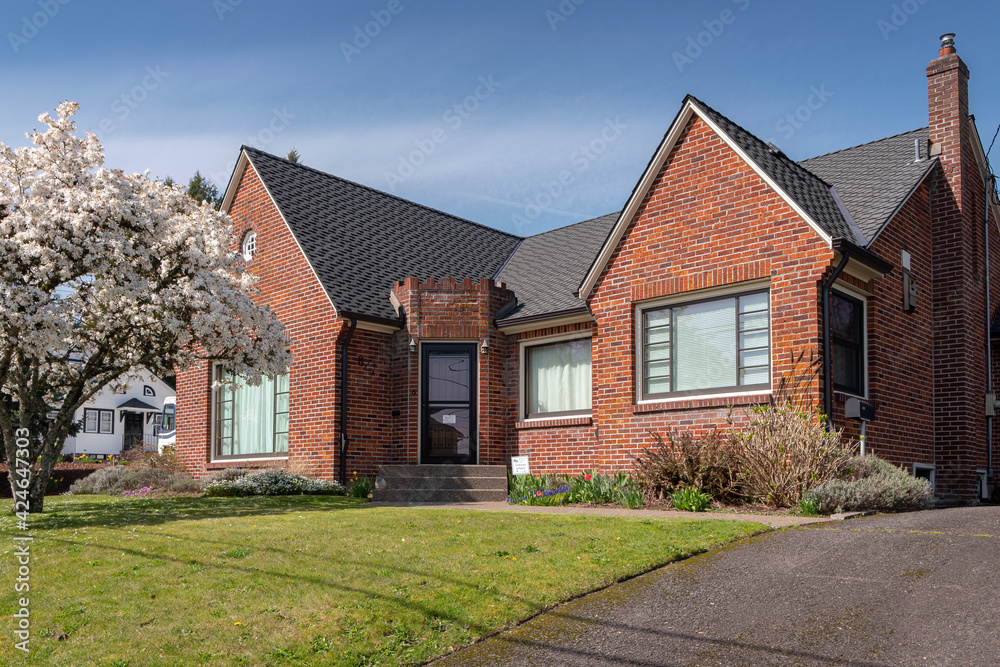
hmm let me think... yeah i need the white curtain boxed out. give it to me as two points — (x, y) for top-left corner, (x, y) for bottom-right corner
(528, 339), (592, 415)
(231, 376), (275, 456)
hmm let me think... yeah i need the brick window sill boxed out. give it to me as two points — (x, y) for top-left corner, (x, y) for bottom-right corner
(206, 458), (288, 470)
(632, 393), (771, 414)
(516, 416), (593, 430)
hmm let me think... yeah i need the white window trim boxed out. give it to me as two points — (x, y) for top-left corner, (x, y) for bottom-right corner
(912, 463), (935, 494)
(518, 332), (593, 422)
(831, 281), (869, 400)
(241, 229), (257, 261)
(634, 279), (771, 404)
(209, 362), (290, 462)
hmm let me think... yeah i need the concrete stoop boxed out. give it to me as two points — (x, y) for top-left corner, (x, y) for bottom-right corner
(372, 464), (508, 503)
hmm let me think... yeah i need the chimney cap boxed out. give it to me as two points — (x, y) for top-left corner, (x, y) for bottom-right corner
(939, 33), (956, 56)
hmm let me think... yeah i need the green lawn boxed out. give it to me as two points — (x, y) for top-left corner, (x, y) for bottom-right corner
(0, 495), (767, 666)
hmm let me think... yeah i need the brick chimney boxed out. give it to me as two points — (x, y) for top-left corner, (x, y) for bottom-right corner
(926, 33), (986, 501)
(927, 33), (970, 196)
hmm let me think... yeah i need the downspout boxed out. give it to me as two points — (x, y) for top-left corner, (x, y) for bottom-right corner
(822, 251), (852, 431)
(986, 172), (995, 480)
(339, 318), (357, 486)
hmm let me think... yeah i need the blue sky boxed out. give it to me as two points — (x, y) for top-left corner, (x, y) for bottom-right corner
(2, 0), (998, 236)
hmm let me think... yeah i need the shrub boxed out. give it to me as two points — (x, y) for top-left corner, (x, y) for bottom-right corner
(67, 466), (131, 494)
(206, 467), (254, 484)
(633, 430), (733, 502)
(669, 486), (713, 512)
(203, 469), (347, 497)
(168, 477), (206, 494)
(727, 403), (855, 507)
(804, 455), (933, 514)
(67, 454), (200, 496)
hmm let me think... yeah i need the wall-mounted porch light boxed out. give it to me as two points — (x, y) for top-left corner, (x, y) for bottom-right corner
(409, 338), (417, 353)
(481, 338), (490, 355)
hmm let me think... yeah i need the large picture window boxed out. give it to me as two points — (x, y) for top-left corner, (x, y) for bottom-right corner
(524, 337), (592, 419)
(214, 367), (290, 458)
(640, 290), (769, 400)
(831, 291), (864, 395)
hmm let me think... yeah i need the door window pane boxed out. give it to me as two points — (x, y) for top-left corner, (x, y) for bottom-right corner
(426, 354), (470, 402)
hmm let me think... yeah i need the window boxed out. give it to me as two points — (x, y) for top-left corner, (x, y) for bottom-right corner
(213, 366), (289, 458)
(160, 404), (175, 432)
(143, 385), (155, 397)
(83, 408), (114, 434)
(639, 290), (769, 400)
(523, 337), (592, 419)
(241, 230), (257, 261)
(831, 291), (864, 395)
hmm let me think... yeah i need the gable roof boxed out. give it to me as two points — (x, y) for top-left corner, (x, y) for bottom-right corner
(496, 212), (619, 326)
(689, 97), (863, 243)
(577, 95), (908, 300)
(800, 128), (936, 244)
(238, 147), (521, 322)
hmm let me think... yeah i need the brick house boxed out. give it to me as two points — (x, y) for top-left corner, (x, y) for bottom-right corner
(176, 35), (998, 502)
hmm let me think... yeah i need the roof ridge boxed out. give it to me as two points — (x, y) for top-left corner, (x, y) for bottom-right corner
(241, 145), (523, 242)
(686, 95), (836, 191)
(799, 127), (928, 163)
(525, 211), (620, 239)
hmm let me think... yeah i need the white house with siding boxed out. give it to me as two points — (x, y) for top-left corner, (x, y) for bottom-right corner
(61, 373), (175, 458)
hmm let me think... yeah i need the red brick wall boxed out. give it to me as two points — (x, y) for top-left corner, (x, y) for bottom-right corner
(584, 114), (833, 470)
(175, 161), (345, 479)
(508, 322), (599, 473)
(925, 52), (991, 499)
(831, 182), (936, 470)
(392, 277), (514, 465)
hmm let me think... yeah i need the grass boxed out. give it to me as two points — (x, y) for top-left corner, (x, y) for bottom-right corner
(0, 495), (766, 666)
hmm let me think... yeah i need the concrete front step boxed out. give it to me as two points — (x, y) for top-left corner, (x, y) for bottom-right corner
(374, 488), (508, 503)
(373, 464), (509, 503)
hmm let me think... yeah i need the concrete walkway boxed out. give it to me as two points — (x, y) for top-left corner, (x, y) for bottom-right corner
(429, 506), (1000, 666)
(364, 500), (829, 529)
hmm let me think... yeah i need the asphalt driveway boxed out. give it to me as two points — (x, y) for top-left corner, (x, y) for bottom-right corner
(432, 506), (1000, 666)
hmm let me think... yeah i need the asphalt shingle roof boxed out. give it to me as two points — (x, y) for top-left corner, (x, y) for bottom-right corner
(799, 128), (935, 243)
(243, 147), (521, 321)
(688, 96), (864, 244)
(496, 212), (619, 324)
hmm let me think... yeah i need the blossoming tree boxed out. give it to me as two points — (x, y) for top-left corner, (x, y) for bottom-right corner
(0, 102), (292, 511)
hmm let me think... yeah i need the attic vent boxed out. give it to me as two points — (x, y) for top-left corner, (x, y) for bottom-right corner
(766, 142), (783, 155)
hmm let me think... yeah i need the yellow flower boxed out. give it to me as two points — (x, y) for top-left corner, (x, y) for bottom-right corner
(234, 622), (242, 626)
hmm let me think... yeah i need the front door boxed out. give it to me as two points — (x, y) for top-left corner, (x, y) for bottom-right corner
(122, 412), (144, 451)
(421, 343), (477, 464)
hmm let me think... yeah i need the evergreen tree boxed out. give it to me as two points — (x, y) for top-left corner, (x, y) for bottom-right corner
(187, 171), (220, 208)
